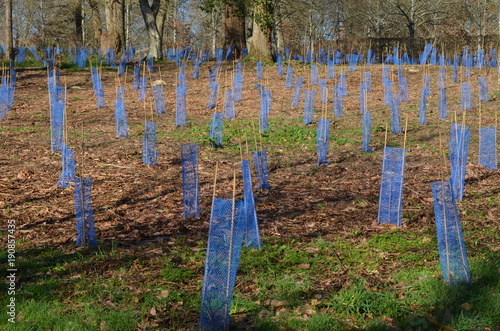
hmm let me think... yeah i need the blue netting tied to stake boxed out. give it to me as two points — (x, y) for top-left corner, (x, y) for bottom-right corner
(207, 82), (219, 109)
(327, 59), (335, 78)
(133, 65), (141, 90)
(390, 93), (402, 134)
(74, 177), (98, 246)
(284, 65), (294, 88)
(115, 86), (128, 138)
(303, 89), (316, 125)
(338, 72), (348, 96)
(51, 101), (65, 152)
(363, 71), (372, 92)
(256, 62), (263, 81)
(199, 198), (245, 331)
(383, 80), (394, 106)
(359, 82), (367, 114)
(29, 47), (42, 62)
(254, 150), (271, 189)
(152, 85), (166, 114)
(224, 90), (235, 119)
(310, 65), (319, 85)
(257, 86), (271, 133)
(478, 127), (497, 170)
(291, 77), (304, 108)
(431, 179), (471, 285)
(361, 110), (372, 153)
(398, 76), (409, 102)
(320, 79), (327, 104)
(139, 77), (148, 101)
(242, 160), (262, 249)
(142, 122), (158, 165)
(333, 85), (343, 118)
(377, 146), (406, 226)
(438, 68), (446, 89)
(57, 144), (76, 187)
(461, 82), (472, 110)
(423, 75), (431, 96)
(316, 118), (330, 165)
(181, 143), (201, 218)
(419, 87), (429, 125)
(193, 59), (202, 79)
(449, 123), (470, 201)
(233, 74), (243, 102)
(439, 88), (448, 120)
(209, 112), (224, 149)
(277, 56), (284, 75)
(420, 43), (433, 65)
(478, 76), (489, 102)
(348, 53), (358, 72)
(176, 85), (187, 126)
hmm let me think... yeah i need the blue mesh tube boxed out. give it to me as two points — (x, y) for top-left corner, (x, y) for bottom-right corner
(57, 144), (76, 187)
(465, 56), (472, 78)
(420, 43), (432, 65)
(476, 49), (484, 68)
(430, 48), (437, 65)
(438, 52), (446, 66)
(176, 85), (187, 126)
(147, 55), (154, 72)
(461, 82), (472, 110)
(258, 88), (271, 133)
(478, 76), (489, 102)
(439, 88), (448, 120)
(291, 77), (304, 108)
(74, 177), (98, 246)
(253, 150), (271, 189)
(402, 52), (410, 64)
(9, 69), (16, 87)
(363, 71), (372, 92)
(208, 66), (219, 86)
(361, 111), (372, 153)
(139, 77), (148, 101)
(284, 65), (293, 88)
(48, 70), (60, 90)
(152, 85), (166, 114)
(306, 50), (312, 64)
(115, 87), (128, 138)
(224, 90), (235, 119)
(178, 71), (187, 88)
(105, 48), (116, 67)
(277, 56), (284, 75)
(398, 76), (409, 102)
(142, 122), (158, 165)
(225, 46), (233, 61)
(233, 74), (243, 102)
(320, 79), (327, 104)
(377, 146), (406, 226)
(310, 65), (319, 85)
(396, 64), (403, 78)
(334, 50), (343, 64)
(95, 79), (105, 108)
(242, 160), (262, 249)
(16, 47), (26, 64)
(359, 82), (367, 114)
(431, 179), (471, 285)
(118, 57), (127, 76)
(303, 89), (316, 125)
(327, 59), (335, 78)
(51, 101), (65, 152)
(478, 127), (498, 170)
(207, 83), (219, 109)
(316, 118), (330, 165)
(449, 123), (470, 201)
(366, 49), (374, 66)
(49, 85), (65, 107)
(199, 198), (245, 331)
(209, 112), (224, 149)
(489, 49), (497, 67)
(419, 87), (429, 125)
(133, 65), (141, 90)
(382, 66), (390, 83)
(438, 68), (446, 89)
(77, 48), (88, 69)
(390, 93), (402, 134)
(452, 68), (458, 84)
(338, 72), (348, 96)
(348, 53), (358, 72)
(181, 143), (200, 218)
(216, 48), (223, 66)
(423, 75), (431, 96)
(333, 85), (343, 118)
(192, 59), (202, 79)
(256, 62), (263, 81)
(29, 47), (42, 62)
(452, 55), (459, 83)
(383, 80), (394, 106)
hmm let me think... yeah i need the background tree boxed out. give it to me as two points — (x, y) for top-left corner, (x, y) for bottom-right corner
(5, 0), (13, 61)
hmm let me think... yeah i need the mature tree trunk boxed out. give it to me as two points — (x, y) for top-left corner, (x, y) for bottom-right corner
(101, 0), (126, 54)
(156, 0), (169, 53)
(139, 0), (168, 58)
(88, 0), (103, 49)
(5, 0), (13, 62)
(223, 0), (246, 59)
(74, 0), (84, 46)
(247, 1), (273, 63)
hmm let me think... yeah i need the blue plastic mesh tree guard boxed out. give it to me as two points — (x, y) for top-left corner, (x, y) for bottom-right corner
(398, 76), (409, 102)
(359, 82), (367, 114)
(383, 80), (394, 106)
(57, 144), (76, 187)
(192, 59), (202, 79)
(29, 47), (42, 62)
(16, 47), (26, 64)
(181, 143), (201, 218)
(423, 75), (431, 96)
(319, 79), (327, 104)
(363, 71), (372, 92)
(478, 127), (497, 170)
(291, 77), (304, 108)
(361, 110), (372, 153)
(74, 177), (98, 246)
(216, 49), (224, 66)
(224, 90), (235, 119)
(465, 56), (472, 78)
(115, 87), (128, 138)
(199, 198), (245, 331)
(253, 150), (271, 189)
(449, 123), (470, 201)
(430, 48), (437, 65)
(431, 179), (471, 285)
(348, 54), (358, 72)
(338, 72), (348, 96)
(258, 87), (271, 133)
(419, 87), (429, 125)
(382, 66), (390, 83)
(91, 69), (106, 108)
(147, 55), (154, 72)
(461, 82), (472, 110)
(396, 64), (403, 78)
(489, 48), (497, 67)
(233, 74), (243, 102)
(242, 160), (262, 249)
(377, 146), (406, 226)
(310, 65), (319, 85)
(303, 89), (316, 125)
(316, 118), (330, 165)
(478, 76), (489, 102)
(178, 68), (187, 87)
(327, 59), (335, 78)
(133, 65), (141, 90)
(152, 85), (166, 114)
(139, 77), (148, 101)
(210, 112), (224, 149)
(118, 57), (127, 76)
(390, 93), (402, 134)
(208, 66), (219, 86)
(277, 56), (284, 75)
(176, 85), (187, 126)
(256, 62), (263, 81)
(333, 85), (343, 118)
(51, 101), (65, 152)
(105, 48), (116, 67)
(476, 49), (484, 68)
(438, 52), (446, 66)
(284, 65), (293, 88)
(142, 122), (158, 165)
(438, 68), (446, 89)
(437, 87), (448, 120)
(207, 82), (219, 109)
(420, 43), (433, 65)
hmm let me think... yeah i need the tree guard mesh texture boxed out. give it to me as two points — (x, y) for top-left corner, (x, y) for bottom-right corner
(209, 112), (224, 149)
(478, 76), (489, 102)
(359, 82), (367, 114)
(115, 87), (128, 138)
(348, 54), (358, 72)
(133, 65), (141, 90)
(291, 77), (304, 108)
(438, 68), (446, 89)
(277, 56), (284, 75)
(449, 123), (470, 201)
(152, 85), (166, 114)
(361, 110), (372, 153)
(419, 87), (429, 125)
(176, 85), (187, 126)
(253, 150), (271, 189)
(310, 65), (319, 85)
(256, 62), (263, 81)
(316, 118), (330, 165)
(51, 101), (65, 152)
(199, 198), (245, 331)
(139, 77), (148, 101)
(224, 90), (235, 120)
(233, 74), (243, 102)
(327, 59), (335, 78)
(383, 80), (394, 106)
(431, 179), (471, 285)
(398, 76), (409, 102)
(242, 160), (262, 249)
(320, 79), (327, 104)
(439, 88), (448, 120)
(284, 65), (294, 88)
(181, 143), (201, 218)
(142, 122), (158, 165)
(333, 85), (343, 118)
(478, 127), (497, 170)
(207, 82), (219, 109)
(390, 93), (402, 134)
(74, 177), (98, 246)
(377, 146), (406, 226)
(363, 71), (372, 92)
(29, 47), (42, 62)
(338, 72), (348, 96)
(303, 89), (316, 125)
(57, 144), (76, 187)
(192, 59), (202, 79)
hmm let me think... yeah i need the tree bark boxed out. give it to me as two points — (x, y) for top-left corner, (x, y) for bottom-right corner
(101, 0), (126, 55)
(5, 0), (13, 61)
(139, 0), (167, 59)
(74, 0), (84, 47)
(223, 0), (246, 59)
(247, 1), (273, 63)
(88, 0), (103, 49)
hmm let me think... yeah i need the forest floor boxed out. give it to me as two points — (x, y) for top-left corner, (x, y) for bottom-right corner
(0, 59), (499, 330)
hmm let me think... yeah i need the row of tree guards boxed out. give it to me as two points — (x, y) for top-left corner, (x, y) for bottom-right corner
(2, 41), (499, 330)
